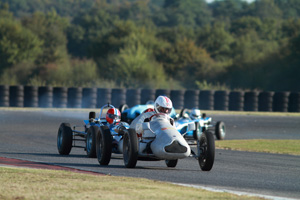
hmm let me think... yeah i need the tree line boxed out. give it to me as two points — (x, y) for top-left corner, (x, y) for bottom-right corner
(0, 0), (300, 92)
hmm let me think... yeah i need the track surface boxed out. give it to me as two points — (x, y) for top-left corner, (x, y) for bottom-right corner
(0, 109), (299, 199)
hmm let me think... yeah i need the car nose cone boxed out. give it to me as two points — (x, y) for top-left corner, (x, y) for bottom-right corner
(164, 140), (187, 153)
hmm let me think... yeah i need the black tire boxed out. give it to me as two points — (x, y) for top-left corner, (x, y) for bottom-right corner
(123, 129), (139, 168)
(119, 104), (129, 113)
(89, 111), (96, 120)
(179, 108), (188, 118)
(57, 123), (73, 155)
(198, 131), (215, 171)
(86, 126), (97, 158)
(96, 126), (112, 165)
(165, 159), (178, 167)
(215, 121), (226, 140)
(193, 122), (200, 140)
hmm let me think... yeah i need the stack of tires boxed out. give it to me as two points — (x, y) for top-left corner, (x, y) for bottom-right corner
(111, 89), (126, 108)
(214, 91), (229, 111)
(288, 92), (300, 112)
(67, 87), (82, 108)
(141, 89), (156, 104)
(97, 88), (112, 108)
(24, 86), (39, 107)
(273, 92), (290, 112)
(229, 91), (244, 111)
(82, 88), (97, 108)
(171, 90), (185, 109)
(126, 89), (141, 107)
(244, 91), (259, 111)
(258, 91), (274, 112)
(53, 87), (68, 108)
(38, 86), (53, 108)
(10, 86), (24, 107)
(184, 90), (200, 109)
(0, 85), (9, 107)
(199, 90), (214, 110)
(155, 89), (170, 98)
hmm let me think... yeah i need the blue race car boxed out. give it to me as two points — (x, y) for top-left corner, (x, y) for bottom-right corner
(119, 101), (177, 124)
(175, 109), (226, 141)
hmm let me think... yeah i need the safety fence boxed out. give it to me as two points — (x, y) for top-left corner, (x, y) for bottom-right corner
(0, 85), (299, 112)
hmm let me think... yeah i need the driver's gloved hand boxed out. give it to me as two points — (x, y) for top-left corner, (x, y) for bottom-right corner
(144, 118), (150, 122)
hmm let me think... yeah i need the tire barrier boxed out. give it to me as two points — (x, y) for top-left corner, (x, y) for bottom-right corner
(171, 90), (185, 109)
(214, 90), (229, 111)
(288, 92), (300, 112)
(9, 85), (24, 107)
(126, 89), (141, 107)
(67, 87), (82, 108)
(199, 90), (214, 110)
(258, 91), (274, 112)
(24, 86), (38, 107)
(82, 88), (97, 108)
(184, 90), (200, 109)
(244, 91), (259, 111)
(273, 91), (290, 112)
(97, 88), (112, 108)
(0, 85), (9, 107)
(38, 86), (53, 108)
(229, 91), (244, 111)
(53, 87), (68, 108)
(141, 89), (156, 104)
(111, 88), (126, 108)
(155, 89), (171, 98)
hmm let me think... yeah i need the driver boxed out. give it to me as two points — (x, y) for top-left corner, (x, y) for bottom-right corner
(190, 108), (201, 120)
(106, 108), (121, 125)
(130, 96), (174, 134)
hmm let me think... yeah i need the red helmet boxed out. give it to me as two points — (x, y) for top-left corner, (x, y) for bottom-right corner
(106, 108), (121, 124)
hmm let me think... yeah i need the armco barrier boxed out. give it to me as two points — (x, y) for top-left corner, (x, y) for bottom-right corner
(214, 90), (229, 111)
(126, 89), (141, 107)
(258, 91), (274, 112)
(273, 92), (290, 112)
(24, 86), (38, 107)
(229, 91), (244, 111)
(288, 92), (300, 112)
(9, 85), (24, 107)
(184, 90), (200, 109)
(171, 90), (185, 109)
(53, 87), (68, 108)
(38, 86), (53, 108)
(67, 87), (82, 108)
(199, 90), (214, 110)
(244, 91), (259, 111)
(141, 89), (156, 104)
(111, 89), (126, 108)
(0, 85), (9, 107)
(97, 88), (111, 108)
(82, 88), (97, 108)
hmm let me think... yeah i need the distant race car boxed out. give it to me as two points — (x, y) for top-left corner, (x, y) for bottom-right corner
(175, 109), (226, 140)
(119, 101), (177, 124)
(57, 103), (130, 161)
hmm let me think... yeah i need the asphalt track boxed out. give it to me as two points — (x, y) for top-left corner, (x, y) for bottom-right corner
(0, 109), (300, 199)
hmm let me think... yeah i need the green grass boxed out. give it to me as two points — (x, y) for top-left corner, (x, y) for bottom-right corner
(216, 139), (300, 155)
(0, 167), (265, 200)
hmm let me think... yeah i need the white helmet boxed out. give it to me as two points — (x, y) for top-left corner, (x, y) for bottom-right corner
(190, 108), (201, 119)
(154, 96), (172, 115)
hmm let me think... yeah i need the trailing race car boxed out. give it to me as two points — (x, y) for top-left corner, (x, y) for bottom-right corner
(119, 101), (177, 124)
(175, 108), (226, 140)
(57, 103), (130, 159)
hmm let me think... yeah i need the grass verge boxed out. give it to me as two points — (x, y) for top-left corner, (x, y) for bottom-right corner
(215, 139), (300, 156)
(0, 167), (265, 200)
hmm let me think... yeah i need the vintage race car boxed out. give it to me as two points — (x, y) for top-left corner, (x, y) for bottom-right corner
(175, 109), (226, 140)
(119, 101), (177, 124)
(57, 104), (130, 159)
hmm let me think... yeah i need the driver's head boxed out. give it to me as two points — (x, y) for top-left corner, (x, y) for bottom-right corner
(154, 96), (172, 115)
(106, 108), (121, 124)
(190, 108), (201, 120)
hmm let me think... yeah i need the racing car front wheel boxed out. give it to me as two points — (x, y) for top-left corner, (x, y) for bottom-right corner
(96, 126), (112, 165)
(198, 131), (215, 171)
(123, 129), (138, 168)
(215, 121), (226, 140)
(86, 126), (97, 158)
(165, 159), (178, 167)
(57, 123), (73, 155)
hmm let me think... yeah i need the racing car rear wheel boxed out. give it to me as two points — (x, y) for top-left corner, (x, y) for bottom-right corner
(57, 123), (73, 155)
(215, 121), (226, 140)
(96, 126), (112, 165)
(165, 159), (178, 167)
(123, 129), (138, 168)
(86, 126), (97, 158)
(198, 131), (215, 171)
